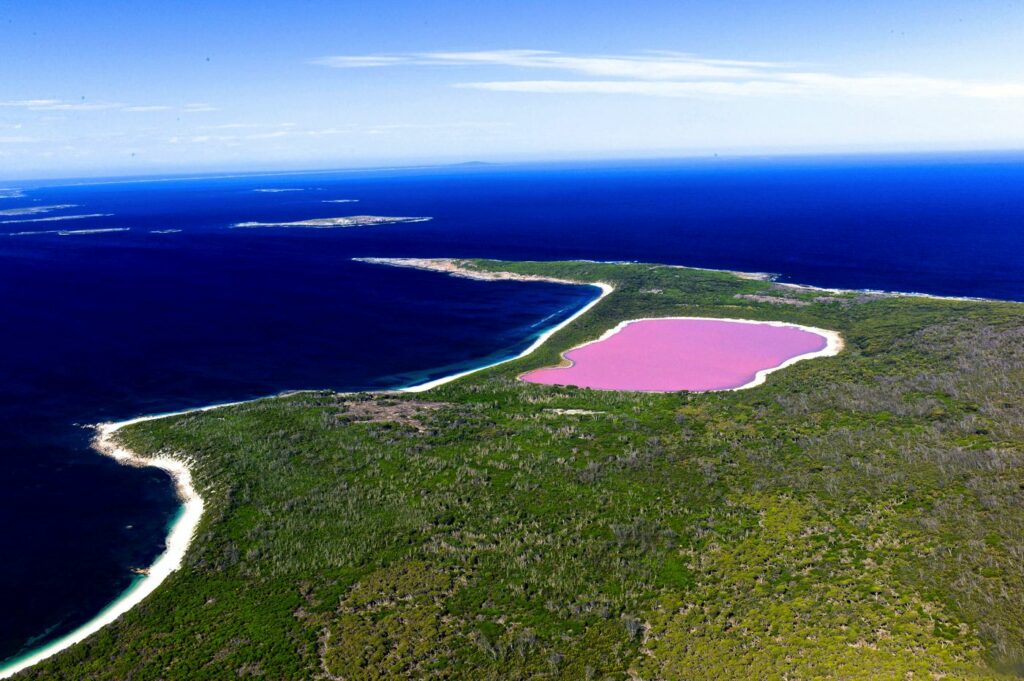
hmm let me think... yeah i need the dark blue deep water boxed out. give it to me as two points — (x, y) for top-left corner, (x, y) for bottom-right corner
(2, 153), (1023, 666)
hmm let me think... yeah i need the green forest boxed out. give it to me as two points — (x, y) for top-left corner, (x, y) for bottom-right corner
(22, 259), (1024, 679)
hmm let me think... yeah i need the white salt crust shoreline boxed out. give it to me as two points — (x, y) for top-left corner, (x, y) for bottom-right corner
(360, 259), (845, 393)
(520, 316), (844, 393)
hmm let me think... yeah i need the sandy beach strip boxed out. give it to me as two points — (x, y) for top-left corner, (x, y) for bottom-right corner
(232, 216), (430, 229)
(0, 400), (251, 679)
(354, 258), (616, 392)
(401, 281), (613, 393)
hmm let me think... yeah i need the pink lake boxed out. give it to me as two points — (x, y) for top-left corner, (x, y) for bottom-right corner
(520, 318), (834, 392)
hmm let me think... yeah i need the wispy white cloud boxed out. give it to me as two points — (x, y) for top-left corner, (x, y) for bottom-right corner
(457, 80), (799, 97)
(460, 75), (1024, 99)
(170, 126), (352, 145)
(198, 122), (296, 131)
(779, 72), (1024, 99)
(313, 49), (1024, 100)
(0, 135), (38, 144)
(364, 121), (511, 133)
(170, 120), (504, 145)
(0, 100), (218, 113)
(314, 50), (766, 79)
(0, 99), (123, 111)
(422, 50), (767, 80)
(311, 55), (406, 68)
(182, 102), (220, 113)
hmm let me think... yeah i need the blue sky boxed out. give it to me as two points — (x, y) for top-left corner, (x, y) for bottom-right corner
(2, 0), (1023, 178)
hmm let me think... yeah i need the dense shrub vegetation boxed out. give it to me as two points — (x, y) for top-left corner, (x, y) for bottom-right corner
(23, 260), (1024, 679)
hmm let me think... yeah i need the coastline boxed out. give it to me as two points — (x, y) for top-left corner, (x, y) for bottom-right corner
(357, 256), (1003, 304)
(660, 261), (1002, 303)
(358, 258), (845, 392)
(518, 316), (843, 393)
(771, 281), (993, 303)
(353, 256), (609, 288)
(0, 392), (336, 675)
(0, 402), (239, 679)
(354, 258), (615, 393)
(403, 288), (614, 392)
(0, 256), (982, 677)
(0, 265), (610, 678)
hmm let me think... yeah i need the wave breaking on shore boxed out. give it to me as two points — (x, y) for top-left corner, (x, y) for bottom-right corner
(0, 415), (207, 679)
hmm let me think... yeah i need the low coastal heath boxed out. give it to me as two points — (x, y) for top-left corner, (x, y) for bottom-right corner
(520, 317), (843, 392)
(1, 259), (842, 678)
(0, 417), (206, 680)
(0, 261), (604, 678)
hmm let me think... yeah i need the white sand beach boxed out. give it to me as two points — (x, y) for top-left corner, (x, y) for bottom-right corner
(0, 408), (217, 679)
(358, 258), (616, 392)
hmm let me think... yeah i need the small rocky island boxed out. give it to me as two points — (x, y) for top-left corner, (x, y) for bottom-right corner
(232, 215), (431, 229)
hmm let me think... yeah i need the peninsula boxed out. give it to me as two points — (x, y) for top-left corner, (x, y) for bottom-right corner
(9, 259), (1024, 680)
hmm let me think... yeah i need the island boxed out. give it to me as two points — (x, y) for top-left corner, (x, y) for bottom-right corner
(0, 204), (77, 217)
(232, 215), (432, 229)
(10, 258), (1024, 680)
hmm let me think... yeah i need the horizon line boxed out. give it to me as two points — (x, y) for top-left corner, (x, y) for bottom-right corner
(3, 147), (1024, 187)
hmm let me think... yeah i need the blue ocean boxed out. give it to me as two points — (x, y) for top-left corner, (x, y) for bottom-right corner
(2, 153), (1024, 666)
